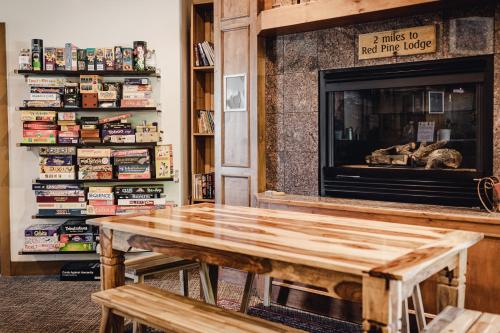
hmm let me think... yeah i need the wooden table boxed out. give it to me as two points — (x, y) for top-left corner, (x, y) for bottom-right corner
(88, 204), (483, 333)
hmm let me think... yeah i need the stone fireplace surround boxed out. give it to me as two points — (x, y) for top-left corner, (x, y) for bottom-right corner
(264, 3), (500, 197)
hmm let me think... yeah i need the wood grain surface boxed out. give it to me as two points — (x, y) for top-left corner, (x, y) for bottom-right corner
(426, 306), (500, 333)
(92, 283), (305, 333)
(88, 204), (482, 280)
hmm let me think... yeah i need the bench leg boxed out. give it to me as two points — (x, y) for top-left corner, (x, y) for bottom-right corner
(240, 272), (256, 313)
(180, 269), (189, 297)
(263, 275), (272, 307)
(412, 284), (426, 332)
(199, 262), (216, 305)
(401, 299), (409, 333)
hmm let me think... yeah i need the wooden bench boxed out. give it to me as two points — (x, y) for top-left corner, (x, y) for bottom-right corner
(92, 284), (305, 333)
(125, 253), (198, 296)
(425, 306), (500, 333)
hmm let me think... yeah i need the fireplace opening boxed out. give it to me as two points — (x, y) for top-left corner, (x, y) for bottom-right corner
(319, 56), (493, 207)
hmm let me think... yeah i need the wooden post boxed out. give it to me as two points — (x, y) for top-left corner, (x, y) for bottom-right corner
(363, 276), (403, 333)
(0, 22), (11, 277)
(99, 228), (125, 333)
(437, 250), (467, 312)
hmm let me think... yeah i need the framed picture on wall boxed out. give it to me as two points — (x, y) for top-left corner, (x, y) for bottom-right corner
(224, 73), (246, 112)
(428, 91), (445, 114)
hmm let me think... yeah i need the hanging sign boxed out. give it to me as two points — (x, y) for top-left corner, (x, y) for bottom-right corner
(358, 25), (436, 60)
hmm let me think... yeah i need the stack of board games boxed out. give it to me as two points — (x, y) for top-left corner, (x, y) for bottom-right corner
(154, 145), (174, 179)
(21, 110), (57, 144)
(60, 261), (100, 281)
(101, 117), (135, 144)
(34, 183), (85, 217)
(38, 146), (77, 181)
(23, 223), (61, 252)
(58, 219), (97, 252)
(135, 121), (160, 143)
(57, 112), (79, 144)
(113, 149), (151, 180)
(63, 83), (80, 108)
(86, 187), (116, 216)
(121, 78), (154, 108)
(23, 77), (65, 108)
(80, 116), (101, 144)
(115, 184), (168, 215)
(23, 39), (154, 73)
(77, 148), (113, 180)
(193, 172), (215, 200)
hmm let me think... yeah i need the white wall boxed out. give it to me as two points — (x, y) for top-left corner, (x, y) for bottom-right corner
(0, 0), (186, 262)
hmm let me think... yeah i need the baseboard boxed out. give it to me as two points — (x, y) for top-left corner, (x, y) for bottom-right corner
(10, 261), (65, 276)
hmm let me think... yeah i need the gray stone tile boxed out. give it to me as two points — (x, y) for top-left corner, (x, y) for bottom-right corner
(284, 112), (318, 152)
(265, 36), (284, 75)
(266, 151), (285, 192)
(284, 150), (319, 195)
(283, 31), (318, 73)
(283, 71), (318, 113)
(265, 74), (283, 114)
(266, 112), (285, 152)
(317, 27), (356, 70)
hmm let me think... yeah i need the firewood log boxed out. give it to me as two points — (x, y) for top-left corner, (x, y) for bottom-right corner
(424, 149), (462, 169)
(411, 140), (448, 161)
(372, 142), (416, 156)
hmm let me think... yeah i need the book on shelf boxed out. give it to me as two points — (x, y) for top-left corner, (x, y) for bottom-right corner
(194, 41), (214, 67)
(192, 172), (215, 200)
(196, 110), (214, 134)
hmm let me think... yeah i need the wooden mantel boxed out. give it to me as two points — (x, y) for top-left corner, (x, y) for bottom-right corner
(257, 0), (444, 35)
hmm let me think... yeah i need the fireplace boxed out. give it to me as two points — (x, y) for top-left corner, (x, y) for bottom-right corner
(319, 56), (493, 207)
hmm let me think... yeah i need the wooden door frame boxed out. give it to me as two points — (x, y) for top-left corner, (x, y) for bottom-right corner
(0, 22), (11, 276)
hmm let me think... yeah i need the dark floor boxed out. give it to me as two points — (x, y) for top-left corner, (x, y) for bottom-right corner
(0, 269), (361, 333)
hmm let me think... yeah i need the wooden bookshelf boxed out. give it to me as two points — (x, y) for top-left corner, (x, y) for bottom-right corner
(190, 0), (215, 203)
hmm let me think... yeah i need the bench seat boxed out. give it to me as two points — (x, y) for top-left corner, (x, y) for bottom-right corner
(92, 284), (304, 333)
(425, 306), (500, 333)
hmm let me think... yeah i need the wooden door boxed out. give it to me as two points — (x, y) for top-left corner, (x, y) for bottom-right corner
(214, 0), (265, 206)
(0, 22), (11, 276)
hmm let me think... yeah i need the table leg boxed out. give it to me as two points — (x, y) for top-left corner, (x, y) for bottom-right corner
(100, 228), (125, 333)
(437, 249), (467, 312)
(363, 276), (403, 333)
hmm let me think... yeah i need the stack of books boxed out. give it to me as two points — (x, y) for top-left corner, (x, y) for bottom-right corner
(113, 149), (151, 179)
(57, 112), (79, 144)
(193, 41), (214, 67)
(58, 219), (97, 252)
(34, 183), (86, 217)
(38, 146), (77, 180)
(80, 116), (101, 144)
(23, 223), (61, 252)
(86, 187), (116, 216)
(23, 77), (65, 108)
(115, 184), (168, 215)
(77, 148), (113, 180)
(21, 110), (57, 144)
(193, 172), (215, 200)
(121, 78), (154, 108)
(197, 110), (214, 134)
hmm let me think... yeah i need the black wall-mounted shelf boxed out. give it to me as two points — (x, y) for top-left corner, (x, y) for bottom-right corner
(19, 106), (160, 112)
(19, 250), (97, 255)
(15, 69), (160, 77)
(19, 142), (159, 148)
(32, 214), (108, 219)
(34, 178), (173, 184)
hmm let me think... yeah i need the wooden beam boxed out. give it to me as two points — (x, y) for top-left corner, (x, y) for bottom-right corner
(257, 0), (442, 36)
(0, 22), (11, 277)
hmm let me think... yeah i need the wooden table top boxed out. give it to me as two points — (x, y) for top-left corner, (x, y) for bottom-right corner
(88, 204), (483, 280)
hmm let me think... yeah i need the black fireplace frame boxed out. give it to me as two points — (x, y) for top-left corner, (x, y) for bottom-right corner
(319, 56), (493, 207)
